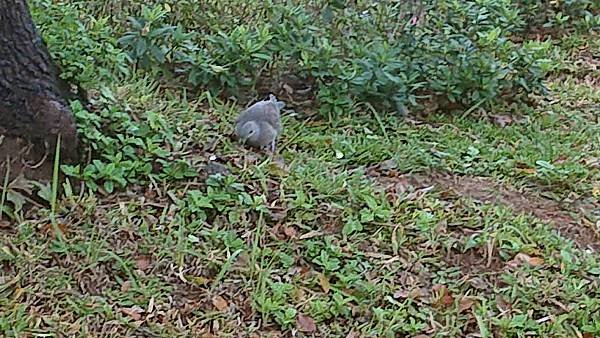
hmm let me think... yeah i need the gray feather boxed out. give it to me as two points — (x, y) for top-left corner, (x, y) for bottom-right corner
(235, 95), (285, 150)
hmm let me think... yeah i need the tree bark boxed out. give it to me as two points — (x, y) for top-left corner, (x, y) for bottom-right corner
(0, 0), (79, 168)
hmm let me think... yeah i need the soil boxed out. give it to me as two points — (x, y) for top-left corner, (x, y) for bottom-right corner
(369, 164), (599, 252)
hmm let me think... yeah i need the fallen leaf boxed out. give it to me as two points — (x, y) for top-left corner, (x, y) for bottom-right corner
(212, 295), (229, 311)
(458, 297), (475, 313)
(495, 295), (512, 312)
(296, 313), (317, 332)
(490, 114), (513, 127)
(318, 273), (330, 294)
(0, 220), (11, 228)
(528, 257), (545, 266)
(507, 253), (545, 268)
(283, 226), (297, 239)
(520, 168), (537, 175)
(441, 293), (454, 307)
(393, 289), (410, 299)
(121, 281), (132, 292)
(432, 284), (454, 308)
(144, 188), (157, 200)
(121, 306), (144, 321)
(135, 255), (152, 271)
(43, 222), (69, 237)
(553, 154), (568, 165)
(294, 287), (307, 302)
(413, 335), (431, 338)
(299, 230), (325, 240)
(67, 322), (81, 335)
(283, 83), (294, 94)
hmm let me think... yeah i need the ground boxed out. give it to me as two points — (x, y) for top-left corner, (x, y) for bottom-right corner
(1, 3), (599, 338)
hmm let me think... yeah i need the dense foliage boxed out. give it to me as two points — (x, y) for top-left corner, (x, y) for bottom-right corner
(39, 0), (600, 116)
(0, 1), (597, 337)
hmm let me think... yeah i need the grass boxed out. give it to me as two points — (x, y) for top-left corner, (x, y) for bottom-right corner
(0, 1), (599, 337)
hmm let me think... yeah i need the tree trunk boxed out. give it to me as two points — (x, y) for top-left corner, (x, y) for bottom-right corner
(0, 0), (79, 178)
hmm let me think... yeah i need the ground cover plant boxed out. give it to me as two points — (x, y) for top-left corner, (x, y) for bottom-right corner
(1, 0), (599, 337)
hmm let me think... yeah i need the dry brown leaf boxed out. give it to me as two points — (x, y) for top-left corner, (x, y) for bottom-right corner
(212, 295), (229, 312)
(283, 225), (297, 239)
(318, 273), (330, 294)
(67, 322), (81, 335)
(432, 284), (454, 308)
(528, 257), (545, 266)
(508, 253), (545, 268)
(490, 114), (513, 127)
(43, 222), (69, 236)
(520, 168), (537, 175)
(0, 220), (11, 228)
(121, 281), (132, 292)
(282, 83), (294, 94)
(553, 154), (568, 165)
(121, 306), (144, 321)
(413, 335), (431, 338)
(299, 230), (325, 240)
(296, 313), (317, 332)
(135, 255), (152, 271)
(441, 293), (454, 307)
(496, 295), (512, 312)
(411, 288), (428, 299)
(144, 188), (157, 200)
(393, 289), (409, 299)
(458, 297), (475, 314)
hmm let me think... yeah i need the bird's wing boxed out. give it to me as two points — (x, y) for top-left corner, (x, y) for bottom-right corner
(258, 121), (278, 145)
(237, 101), (281, 130)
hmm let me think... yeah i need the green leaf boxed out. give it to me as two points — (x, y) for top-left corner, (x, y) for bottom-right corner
(149, 26), (175, 38)
(342, 218), (363, 236)
(150, 45), (165, 63)
(117, 34), (138, 46)
(103, 180), (114, 193)
(135, 39), (148, 57)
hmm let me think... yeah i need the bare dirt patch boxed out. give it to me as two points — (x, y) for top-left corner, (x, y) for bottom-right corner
(368, 164), (599, 252)
(427, 172), (599, 251)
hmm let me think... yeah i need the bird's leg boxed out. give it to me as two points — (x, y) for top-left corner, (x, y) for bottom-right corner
(270, 140), (276, 153)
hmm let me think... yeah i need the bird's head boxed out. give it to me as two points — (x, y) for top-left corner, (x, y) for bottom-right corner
(238, 120), (260, 144)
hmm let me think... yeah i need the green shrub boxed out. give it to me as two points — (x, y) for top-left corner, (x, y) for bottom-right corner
(110, 0), (566, 116)
(26, 0), (595, 190)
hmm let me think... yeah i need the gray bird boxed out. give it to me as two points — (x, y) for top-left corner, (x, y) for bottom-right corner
(235, 94), (285, 152)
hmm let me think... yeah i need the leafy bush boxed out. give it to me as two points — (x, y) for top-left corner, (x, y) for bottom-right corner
(31, 0), (130, 83)
(26, 0), (595, 191)
(31, 1), (197, 192)
(62, 96), (196, 193)
(108, 0), (573, 117)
